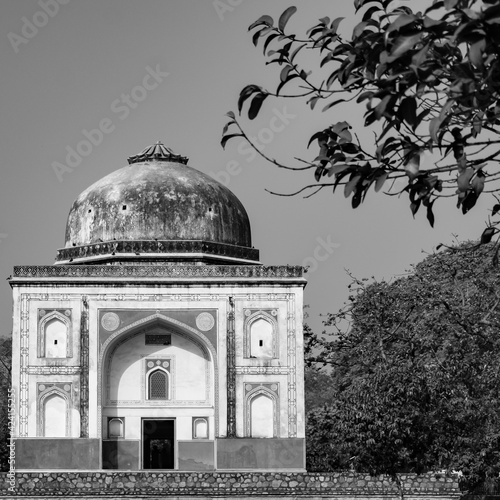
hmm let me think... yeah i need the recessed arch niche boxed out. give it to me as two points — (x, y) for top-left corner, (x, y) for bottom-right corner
(38, 388), (70, 437)
(244, 385), (279, 438)
(38, 311), (71, 358)
(98, 313), (218, 436)
(244, 310), (278, 359)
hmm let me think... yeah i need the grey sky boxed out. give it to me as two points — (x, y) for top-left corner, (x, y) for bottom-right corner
(0, 0), (488, 337)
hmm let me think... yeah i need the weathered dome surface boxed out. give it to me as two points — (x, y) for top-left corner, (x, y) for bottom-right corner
(64, 162), (252, 247)
(56, 142), (259, 265)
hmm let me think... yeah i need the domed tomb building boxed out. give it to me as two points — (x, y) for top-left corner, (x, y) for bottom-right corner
(9, 142), (306, 471)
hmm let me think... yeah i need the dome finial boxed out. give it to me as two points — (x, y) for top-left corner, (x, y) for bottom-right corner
(127, 141), (189, 165)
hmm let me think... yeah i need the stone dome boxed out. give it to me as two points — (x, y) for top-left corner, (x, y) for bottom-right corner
(55, 142), (259, 265)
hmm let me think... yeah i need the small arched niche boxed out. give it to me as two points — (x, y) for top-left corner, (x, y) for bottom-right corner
(250, 394), (274, 438)
(249, 318), (274, 359)
(108, 417), (124, 438)
(43, 393), (67, 437)
(44, 317), (68, 358)
(193, 417), (209, 439)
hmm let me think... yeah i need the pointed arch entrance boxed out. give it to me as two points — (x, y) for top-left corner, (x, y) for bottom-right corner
(98, 313), (217, 470)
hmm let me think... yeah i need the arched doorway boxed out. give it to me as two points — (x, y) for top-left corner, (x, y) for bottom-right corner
(99, 315), (216, 470)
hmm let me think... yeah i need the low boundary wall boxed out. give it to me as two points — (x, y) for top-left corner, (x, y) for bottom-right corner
(0, 471), (461, 499)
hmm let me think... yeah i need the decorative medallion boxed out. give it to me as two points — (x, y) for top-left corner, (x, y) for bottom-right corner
(196, 312), (215, 331)
(63, 384), (71, 392)
(270, 384), (278, 392)
(38, 384), (45, 392)
(39, 310), (46, 317)
(271, 309), (278, 316)
(244, 310), (251, 316)
(101, 312), (120, 332)
(145, 358), (171, 376)
(64, 310), (71, 316)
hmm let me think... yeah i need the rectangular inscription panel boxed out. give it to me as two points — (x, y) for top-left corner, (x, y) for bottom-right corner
(145, 334), (171, 345)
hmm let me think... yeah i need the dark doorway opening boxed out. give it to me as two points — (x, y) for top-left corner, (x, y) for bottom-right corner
(142, 419), (175, 469)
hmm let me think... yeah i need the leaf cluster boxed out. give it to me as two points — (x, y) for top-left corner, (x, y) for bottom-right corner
(223, 0), (500, 231)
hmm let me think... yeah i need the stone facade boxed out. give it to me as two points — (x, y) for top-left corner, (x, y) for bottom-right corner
(9, 265), (306, 471)
(0, 471), (461, 498)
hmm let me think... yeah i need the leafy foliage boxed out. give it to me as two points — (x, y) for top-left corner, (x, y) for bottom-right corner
(304, 367), (349, 472)
(223, 1), (500, 233)
(305, 243), (500, 488)
(304, 367), (337, 412)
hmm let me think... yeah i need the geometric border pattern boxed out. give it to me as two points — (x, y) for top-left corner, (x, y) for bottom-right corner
(13, 265), (303, 279)
(16, 291), (298, 440)
(27, 366), (81, 374)
(54, 239), (260, 265)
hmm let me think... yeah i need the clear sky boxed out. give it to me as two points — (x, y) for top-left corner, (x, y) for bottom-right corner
(0, 0), (489, 338)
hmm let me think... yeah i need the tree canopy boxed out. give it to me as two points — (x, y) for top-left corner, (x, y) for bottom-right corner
(223, 0), (500, 237)
(304, 243), (500, 488)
